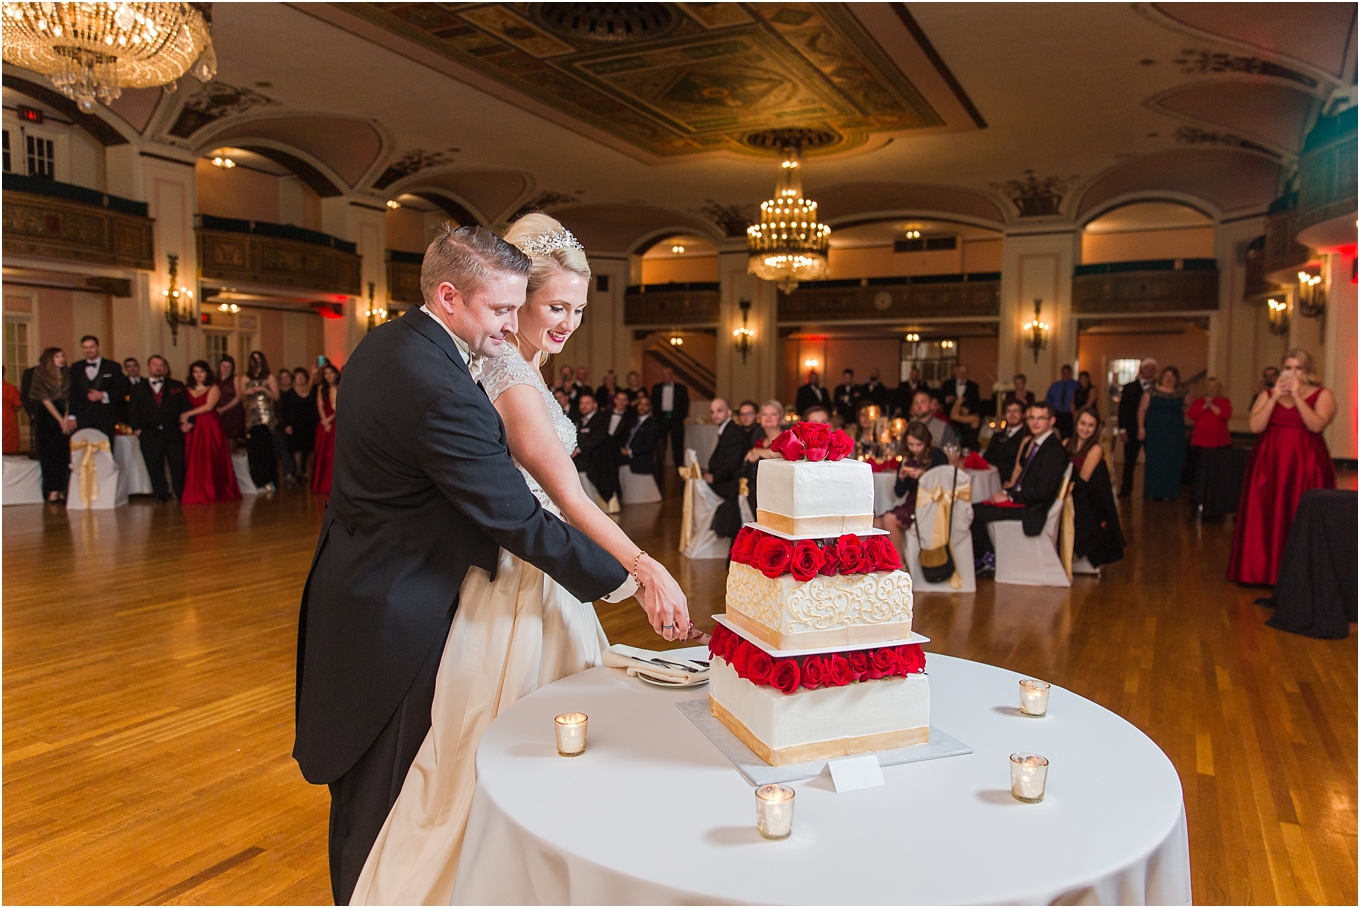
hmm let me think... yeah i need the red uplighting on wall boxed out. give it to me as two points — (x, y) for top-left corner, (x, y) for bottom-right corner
(314, 302), (344, 319)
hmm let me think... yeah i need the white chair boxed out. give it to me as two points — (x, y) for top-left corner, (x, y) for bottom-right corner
(1072, 555), (1101, 576)
(618, 464), (662, 505)
(3, 454), (44, 505)
(679, 448), (731, 559)
(232, 450), (258, 495)
(905, 465), (976, 592)
(66, 429), (127, 510)
(990, 464), (1072, 587)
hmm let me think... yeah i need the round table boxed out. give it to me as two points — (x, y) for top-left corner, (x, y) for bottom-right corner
(453, 650), (1190, 905)
(963, 464), (1002, 502)
(872, 471), (901, 516)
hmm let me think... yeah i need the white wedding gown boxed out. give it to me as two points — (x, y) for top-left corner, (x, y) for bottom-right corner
(350, 348), (610, 905)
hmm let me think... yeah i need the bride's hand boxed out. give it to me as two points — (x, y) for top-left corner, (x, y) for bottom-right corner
(634, 554), (691, 642)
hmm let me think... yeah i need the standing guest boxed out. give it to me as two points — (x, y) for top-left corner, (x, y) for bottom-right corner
(623, 370), (644, 403)
(651, 366), (690, 472)
(984, 398), (1030, 481)
(215, 355), (245, 445)
(861, 367), (892, 411)
(275, 368), (295, 483)
(284, 367), (318, 483)
(29, 347), (72, 502)
(909, 388), (959, 450)
(573, 392), (618, 511)
(795, 370), (830, 417)
(128, 355), (188, 503)
(1187, 377), (1233, 493)
(875, 421), (949, 556)
(1067, 409), (1124, 568)
(180, 360), (241, 504)
(1229, 350), (1336, 585)
(970, 402), (1068, 576)
(595, 370), (619, 405)
(122, 357), (142, 385)
(1004, 373), (1036, 408)
(1117, 358), (1157, 497)
(833, 368), (861, 423)
(742, 399), (784, 512)
(1258, 365), (1280, 398)
(736, 400), (759, 443)
(803, 403), (831, 423)
(243, 350), (280, 493)
(892, 366), (928, 417)
(3, 377), (22, 454)
(573, 366), (590, 397)
(607, 389), (634, 438)
(702, 397), (750, 540)
(942, 364), (981, 416)
(68, 335), (125, 440)
(551, 364), (574, 396)
(312, 363), (340, 495)
(1073, 370), (1098, 417)
(1045, 364), (1080, 439)
(1138, 366), (1188, 501)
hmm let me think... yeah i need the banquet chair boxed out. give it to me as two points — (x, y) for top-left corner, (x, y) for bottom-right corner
(679, 448), (733, 559)
(577, 471), (609, 511)
(1072, 555), (1101, 576)
(989, 464), (1073, 587)
(905, 464), (976, 592)
(66, 428), (127, 510)
(3, 454), (44, 505)
(231, 450), (258, 495)
(618, 465), (662, 505)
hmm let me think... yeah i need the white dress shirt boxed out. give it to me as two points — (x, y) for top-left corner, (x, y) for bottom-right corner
(660, 383), (674, 413)
(608, 410), (626, 435)
(84, 358), (110, 404)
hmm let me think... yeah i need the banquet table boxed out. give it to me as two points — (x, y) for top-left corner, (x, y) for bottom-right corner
(872, 471), (901, 516)
(112, 434), (154, 497)
(453, 650), (1191, 905)
(1266, 489), (1358, 639)
(963, 464), (1002, 502)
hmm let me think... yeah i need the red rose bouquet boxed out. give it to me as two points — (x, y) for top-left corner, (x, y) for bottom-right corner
(769, 421), (856, 463)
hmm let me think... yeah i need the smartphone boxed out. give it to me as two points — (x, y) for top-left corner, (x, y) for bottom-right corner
(317, 355), (326, 367)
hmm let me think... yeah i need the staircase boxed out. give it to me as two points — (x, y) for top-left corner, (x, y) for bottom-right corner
(644, 342), (716, 400)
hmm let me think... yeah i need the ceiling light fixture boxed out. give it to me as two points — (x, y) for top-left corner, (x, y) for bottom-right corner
(217, 301), (239, 314)
(747, 139), (830, 294)
(940, 339), (956, 350)
(386, 199), (401, 210)
(904, 229), (921, 240)
(211, 155), (235, 169)
(905, 332), (921, 343)
(668, 335), (684, 346)
(2, 2), (217, 112)
(671, 244), (684, 254)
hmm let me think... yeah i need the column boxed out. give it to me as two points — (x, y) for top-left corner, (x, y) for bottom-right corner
(140, 153), (200, 377)
(716, 247), (777, 406)
(999, 229), (1078, 394)
(1323, 249), (1356, 458)
(558, 254), (630, 385)
(1212, 216), (1283, 432)
(321, 197), (387, 364)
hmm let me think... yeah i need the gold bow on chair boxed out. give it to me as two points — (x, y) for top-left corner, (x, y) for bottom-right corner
(916, 481), (972, 588)
(70, 437), (111, 505)
(1058, 478), (1075, 581)
(677, 461), (704, 552)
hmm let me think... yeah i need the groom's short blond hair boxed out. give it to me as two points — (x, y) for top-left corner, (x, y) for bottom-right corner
(420, 223), (531, 305)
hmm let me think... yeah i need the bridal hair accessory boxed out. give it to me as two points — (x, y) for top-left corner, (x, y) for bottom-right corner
(515, 227), (585, 258)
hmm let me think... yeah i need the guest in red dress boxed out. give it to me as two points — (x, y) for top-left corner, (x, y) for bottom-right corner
(311, 363), (339, 495)
(180, 360), (241, 504)
(3, 377), (23, 453)
(1229, 350), (1336, 585)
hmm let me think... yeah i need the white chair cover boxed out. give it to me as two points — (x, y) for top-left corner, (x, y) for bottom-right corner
(679, 448), (730, 559)
(232, 450), (258, 495)
(1072, 555), (1101, 575)
(578, 471), (609, 511)
(3, 454), (44, 505)
(618, 464), (662, 505)
(905, 464), (976, 593)
(66, 428), (126, 510)
(990, 464), (1073, 587)
(113, 434), (154, 497)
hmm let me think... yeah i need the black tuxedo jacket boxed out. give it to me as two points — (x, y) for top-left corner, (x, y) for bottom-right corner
(574, 410), (615, 490)
(1009, 433), (1069, 535)
(983, 425), (1030, 484)
(69, 357), (126, 437)
(832, 382), (861, 421)
(621, 413), (657, 473)
(127, 379), (189, 442)
(294, 308), (626, 785)
(944, 378), (982, 411)
(1118, 380), (1146, 434)
(707, 420), (749, 499)
(650, 381), (690, 421)
(861, 380), (891, 410)
(892, 381), (927, 417)
(795, 383), (828, 416)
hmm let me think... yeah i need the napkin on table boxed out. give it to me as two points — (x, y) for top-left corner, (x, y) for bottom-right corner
(963, 452), (991, 470)
(603, 644), (709, 684)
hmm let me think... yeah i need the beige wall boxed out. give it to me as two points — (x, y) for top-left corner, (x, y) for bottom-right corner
(827, 245), (962, 280)
(640, 255), (719, 284)
(385, 207), (429, 253)
(962, 239), (1003, 272)
(1081, 227), (1215, 264)
(958, 335), (1000, 390)
(195, 160), (282, 222)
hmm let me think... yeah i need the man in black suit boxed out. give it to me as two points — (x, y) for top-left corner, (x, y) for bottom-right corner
(68, 335), (125, 439)
(795, 370), (830, 417)
(703, 397), (751, 540)
(651, 367), (690, 474)
(620, 394), (659, 481)
(983, 398), (1030, 484)
(892, 367), (928, 418)
(294, 227), (686, 905)
(573, 392), (618, 510)
(861, 367), (891, 412)
(1117, 358), (1157, 497)
(127, 355), (189, 502)
(833, 368), (861, 423)
(970, 402), (1068, 575)
(943, 364), (983, 448)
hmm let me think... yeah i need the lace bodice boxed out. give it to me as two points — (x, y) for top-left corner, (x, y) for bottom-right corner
(479, 347), (577, 514)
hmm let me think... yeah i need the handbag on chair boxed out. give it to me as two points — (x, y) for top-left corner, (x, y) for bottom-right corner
(914, 467), (958, 584)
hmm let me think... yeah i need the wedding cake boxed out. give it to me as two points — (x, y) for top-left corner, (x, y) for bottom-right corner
(709, 422), (929, 766)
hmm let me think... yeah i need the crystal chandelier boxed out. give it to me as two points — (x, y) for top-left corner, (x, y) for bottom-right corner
(2, 2), (216, 112)
(746, 142), (830, 294)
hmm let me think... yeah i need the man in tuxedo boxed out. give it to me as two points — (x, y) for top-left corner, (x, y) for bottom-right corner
(620, 394), (658, 482)
(943, 364), (982, 448)
(983, 398), (1030, 483)
(795, 370), (829, 417)
(703, 397), (750, 539)
(892, 367), (927, 417)
(294, 226), (683, 904)
(970, 402), (1068, 575)
(861, 367), (891, 412)
(127, 355), (188, 502)
(651, 367), (690, 474)
(68, 335), (125, 439)
(833, 368), (861, 423)
(1117, 358), (1157, 497)
(573, 392), (618, 510)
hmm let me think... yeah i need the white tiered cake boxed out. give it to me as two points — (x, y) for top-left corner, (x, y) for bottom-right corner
(709, 424), (928, 766)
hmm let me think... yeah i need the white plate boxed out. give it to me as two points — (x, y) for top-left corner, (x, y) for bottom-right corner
(635, 671), (709, 690)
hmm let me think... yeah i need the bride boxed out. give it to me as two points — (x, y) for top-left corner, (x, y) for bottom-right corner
(350, 214), (693, 904)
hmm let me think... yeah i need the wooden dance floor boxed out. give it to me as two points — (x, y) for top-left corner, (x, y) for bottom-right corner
(3, 475), (1355, 904)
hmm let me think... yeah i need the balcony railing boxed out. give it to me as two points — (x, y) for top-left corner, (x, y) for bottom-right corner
(197, 217), (361, 295)
(777, 272), (1000, 323)
(2, 173), (154, 270)
(1072, 259), (1219, 314)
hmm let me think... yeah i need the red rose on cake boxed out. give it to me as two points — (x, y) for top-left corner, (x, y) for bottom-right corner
(770, 429), (804, 462)
(866, 535), (902, 572)
(753, 535), (794, 578)
(731, 639), (756, 677)
(789, 539), (825, 581)
(818, 539), (841, 576)
(895, 643), (926, 675)
(869, 647), (898, 679)
(794, 421), (831, 460)
(770, 658), (801, 694)
(800, 654), (829, 690)
(746, 648), (775, 685)
(826, 429), (854, 460)
(828, 653), (854, 686)
(846, 649), (871, 681)
(836, 534), (866, 573)
(730, 526), (759, 565)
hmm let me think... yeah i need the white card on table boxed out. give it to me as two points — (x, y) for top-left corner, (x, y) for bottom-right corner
(828, 754), (885, 792)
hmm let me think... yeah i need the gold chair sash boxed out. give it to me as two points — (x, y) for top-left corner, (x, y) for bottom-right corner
(915, 481), (972, 588)
(1058, 478), (1075, 581)
(70, 437), (111, 505)
(677, 461), (704, 552)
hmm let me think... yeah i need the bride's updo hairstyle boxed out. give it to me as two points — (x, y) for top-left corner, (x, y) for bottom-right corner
(501, 212), (591, 295)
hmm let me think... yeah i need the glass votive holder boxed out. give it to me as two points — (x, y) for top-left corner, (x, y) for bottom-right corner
(554, 712), (588, 757)
(1010, 752), (1049, 803)
(1019, 679), (1051, 717)
(754, 784), (796, 839)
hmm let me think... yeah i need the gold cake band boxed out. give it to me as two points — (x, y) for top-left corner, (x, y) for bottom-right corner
(725, 607), (913, 652)
(755, 510), (874, 536)
(709, 696), (929, 766)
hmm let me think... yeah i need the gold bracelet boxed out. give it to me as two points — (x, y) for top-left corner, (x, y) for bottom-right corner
(632, 550), (646, 589)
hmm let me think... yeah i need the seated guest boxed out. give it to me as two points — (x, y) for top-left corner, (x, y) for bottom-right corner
(852, 402), (879, 458)
(909, 388), (959, 450)
(949, 394), (981, 451)
(742, 399), (784, 512)
(803, 403), (831, 423)
(875, 421), (949, 557)
(573, 392), (618, 511)
(971, 402), (1068, 576)
(984, 398), (1030, 481)
(703, 397), (751, 539)
(553, 388), (572, 416)
(833, 368), (861, 423)
(736, 399), (760, 445)
(1005, 373), (1035, 407)
(620, 393), (658, 478)
(1068, 408), (1124, 567)
(795, 370), (830, 417)
(128, 355), (189, 503)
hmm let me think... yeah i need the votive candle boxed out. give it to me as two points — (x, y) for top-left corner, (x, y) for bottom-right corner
(1019, 679), (1051, 717)
(1010, 752), (1049, 803)
(755, 784), (796, 839)
(554, 712), (588, 756)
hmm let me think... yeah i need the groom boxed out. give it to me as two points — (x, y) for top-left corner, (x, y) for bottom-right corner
(294, 225), (636, 904)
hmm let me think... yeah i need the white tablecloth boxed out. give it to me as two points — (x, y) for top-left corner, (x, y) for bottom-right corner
(3, 454), (43, 504)
(873, 471), (902, 516)
(113, 435), (154, 497)
(963, 464), (1002, 502)
(684, 423), (719, 472)
(453, 651), (1191, 905)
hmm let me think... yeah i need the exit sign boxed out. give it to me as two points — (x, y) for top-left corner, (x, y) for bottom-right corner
(16, 105), (43, 123)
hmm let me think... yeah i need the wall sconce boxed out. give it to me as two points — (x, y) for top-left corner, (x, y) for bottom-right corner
(905, 332), (921, 342)
(669, 335), (684, 346)
(1267, 297), (1290, 335)
(210, 156), (235, 169)
(386, 199), (401, 210)
(1022, 297), (1050, 362)
(940, 339), (955, 350)
(1296, 270), (1325, 318)
(217, 301), (240, 314)
(365, 282), (388, 330)
(732, 297), (755, 364)
(162, 253), (197, 346)
(904, 229), (921, 240)
(804, 357), (819, 371)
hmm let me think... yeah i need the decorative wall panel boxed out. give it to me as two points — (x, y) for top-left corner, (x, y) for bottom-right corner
(777, 278), (1000, 323)
(1072, 269), (1219, 314)
(387, 258), (423, 304)
(197, 230), (361, 295)
(624, 284), (721, 326)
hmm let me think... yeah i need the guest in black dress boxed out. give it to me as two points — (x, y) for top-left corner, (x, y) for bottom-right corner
(1073, 371), (1099, 418)
(275, 368), (296, 482)
(874, 421), (948, 557)
(1068, 409), (1124, 568)
(28, 347), (72, 502)
(215, 355), (245, 445)
(283, 366), (318, 483)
